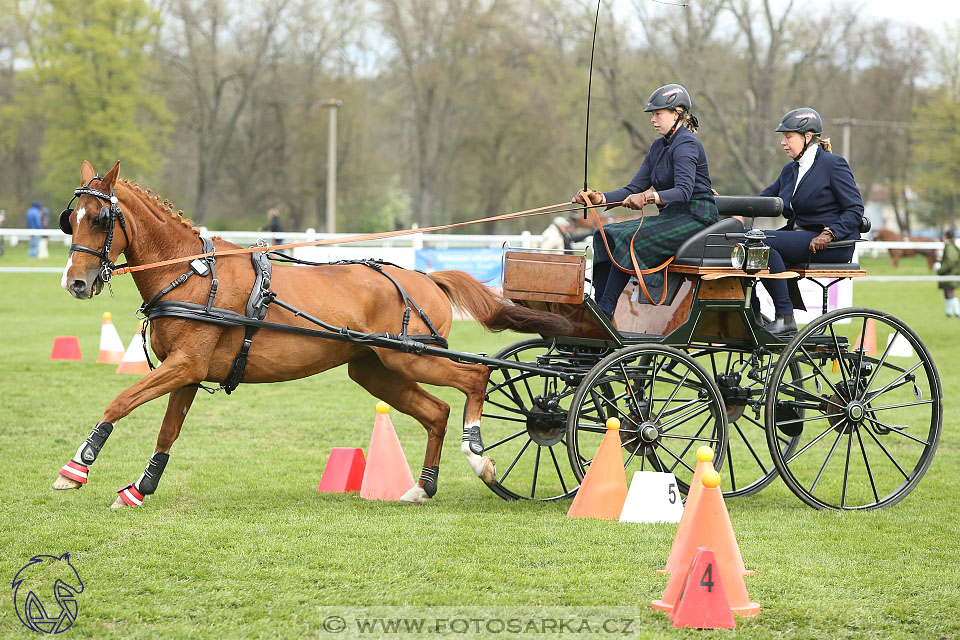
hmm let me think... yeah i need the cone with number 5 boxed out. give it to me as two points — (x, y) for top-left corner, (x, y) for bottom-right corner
(652, 470), (759, 616)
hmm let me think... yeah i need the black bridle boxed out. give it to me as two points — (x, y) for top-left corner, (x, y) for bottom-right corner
(59, 176), (130, 291)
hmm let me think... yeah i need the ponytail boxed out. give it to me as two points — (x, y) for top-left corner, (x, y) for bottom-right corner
(678, 108), (699, 133)
(818, 137), (832, 153)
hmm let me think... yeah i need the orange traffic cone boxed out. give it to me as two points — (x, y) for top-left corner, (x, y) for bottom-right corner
(116, 325), (151, 374)
(50, 336), (82, 361)
(652, 470), (759, 616)
(567, 417), (628, 520)
(658, 446), (715, 574)
(97, 312), (126, 364)
(359, 403), (416, 501)
(670, 547), (736, 629)
(853, 317), (877, 356)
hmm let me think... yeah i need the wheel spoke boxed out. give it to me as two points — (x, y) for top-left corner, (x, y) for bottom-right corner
(530, 446), (541, 499)
(499, 438), (532, 484)
(864, 415), (931, 446)
(855, 427), (880, 504)
(865, 398), (933, 413)
(732, 420), (767, 471)
(809, 425), (846, 493)
(548, 445), (570, 494)
(841, 427), (854, 508)
(866, 360), (924, 401)
(861, 426), (910, 479)
(484, 429), (527, 452)
(784, 423), (844, 464)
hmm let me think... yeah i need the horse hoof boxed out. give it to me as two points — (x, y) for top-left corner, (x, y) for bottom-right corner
(399, 485), (429, 505)
(479, 457), (496, 486)
(110, 496), (127, 509)
(52, 476), (82, 491)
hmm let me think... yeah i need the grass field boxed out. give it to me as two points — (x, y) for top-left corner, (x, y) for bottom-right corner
(1, 242), (957, 638)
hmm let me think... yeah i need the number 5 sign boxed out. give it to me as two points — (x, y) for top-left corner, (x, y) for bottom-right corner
(619, 471), (684, 523)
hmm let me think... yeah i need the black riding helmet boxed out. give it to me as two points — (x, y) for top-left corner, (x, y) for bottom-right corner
(644, 84), (692, 112)
(775, 108), (823, 134)
(776, 108), (823, 160)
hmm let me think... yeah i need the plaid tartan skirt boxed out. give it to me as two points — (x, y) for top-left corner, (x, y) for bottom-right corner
(594, 197), (718, 292)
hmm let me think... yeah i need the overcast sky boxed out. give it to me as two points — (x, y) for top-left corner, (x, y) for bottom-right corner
(849, 0), (960, 32)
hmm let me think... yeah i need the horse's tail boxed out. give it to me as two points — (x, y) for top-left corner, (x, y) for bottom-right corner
(429, 270), (575, 337)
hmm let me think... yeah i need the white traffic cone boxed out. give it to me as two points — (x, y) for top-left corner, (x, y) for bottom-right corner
(97, 312), (126, 364)
(116, 325), (152, 374)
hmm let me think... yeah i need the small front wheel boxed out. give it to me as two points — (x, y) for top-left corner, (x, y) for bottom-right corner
(566, 344), (728, 495)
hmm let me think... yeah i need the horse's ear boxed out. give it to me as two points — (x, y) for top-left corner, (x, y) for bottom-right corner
(101, 161), (121, 191)
(80, 161), (95, 185)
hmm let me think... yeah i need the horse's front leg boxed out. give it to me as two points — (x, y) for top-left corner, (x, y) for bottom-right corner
(52, 352), (207, 493)
(112, 385), (198, 509)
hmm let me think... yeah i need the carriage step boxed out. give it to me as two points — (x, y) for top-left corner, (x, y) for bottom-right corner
(873, 424), (909, 435)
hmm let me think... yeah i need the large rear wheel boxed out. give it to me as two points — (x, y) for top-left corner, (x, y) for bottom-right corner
(767, 308), (941, 510)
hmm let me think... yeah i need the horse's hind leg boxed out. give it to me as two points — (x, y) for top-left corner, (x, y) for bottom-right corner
(112, 385), (198, 508)
(371, 350), (496, 493)
(348, 353), (451, 504)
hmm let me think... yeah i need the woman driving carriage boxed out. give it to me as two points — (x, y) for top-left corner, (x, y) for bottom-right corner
(753, 108), (864, 334)
(572, 83), (718, 319)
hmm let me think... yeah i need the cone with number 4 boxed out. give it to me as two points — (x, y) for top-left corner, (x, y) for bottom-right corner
(652, 470), (759, 616)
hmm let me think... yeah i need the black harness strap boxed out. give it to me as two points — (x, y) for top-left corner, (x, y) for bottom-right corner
(138, 237), (218, 370)
(221, 248), (273, 394)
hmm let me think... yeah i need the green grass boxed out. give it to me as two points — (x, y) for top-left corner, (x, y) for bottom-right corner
(1, 242), (958, 638)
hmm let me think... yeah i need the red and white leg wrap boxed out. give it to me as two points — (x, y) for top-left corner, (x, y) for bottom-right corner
(117, 482), (145, 507)
(59, 461), (89, 484)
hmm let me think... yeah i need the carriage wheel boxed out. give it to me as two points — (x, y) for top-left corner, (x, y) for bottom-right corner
(566, 344), (727, 496)
(480, 338), (596, 501)
(766, 308), (942, 510)
(688, 347), (800, 498)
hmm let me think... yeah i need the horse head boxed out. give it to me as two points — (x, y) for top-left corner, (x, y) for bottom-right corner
(59, 160), (128, 299)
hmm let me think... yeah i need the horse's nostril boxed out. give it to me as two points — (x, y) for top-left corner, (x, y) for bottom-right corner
(70, 280), (87, 293)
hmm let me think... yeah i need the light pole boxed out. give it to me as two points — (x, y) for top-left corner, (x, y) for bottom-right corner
(321, 99), (342, 233)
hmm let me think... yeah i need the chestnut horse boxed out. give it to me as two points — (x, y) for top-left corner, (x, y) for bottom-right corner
(874, 228), (937, 269)
(53, 161), (572, 507)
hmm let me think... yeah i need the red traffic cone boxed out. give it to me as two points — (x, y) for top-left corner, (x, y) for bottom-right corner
(567, 417), (628, 520)
(97, 312), (126, 364)
(50, 336), (82, 361)
(317, 447), (366, 493)
(117, 325), (151, 374)
(652, 470), (759, 616)
(659, 446), (716, 574)
(359, 403), (416, 501)
(670, 547), (736, 629)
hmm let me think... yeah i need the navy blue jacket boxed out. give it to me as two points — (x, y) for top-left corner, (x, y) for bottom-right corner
(760, 147), (863, 240)
(604, 127), (714, 208)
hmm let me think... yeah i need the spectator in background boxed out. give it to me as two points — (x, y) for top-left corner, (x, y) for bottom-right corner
(938, 230), (960, 317)
(540, 216), (572, 250)
(259, 208), (283, 246)
(26, 200), (42, 258)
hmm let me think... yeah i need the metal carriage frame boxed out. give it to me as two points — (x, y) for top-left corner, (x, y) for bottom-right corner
(477, 196), (942, 510)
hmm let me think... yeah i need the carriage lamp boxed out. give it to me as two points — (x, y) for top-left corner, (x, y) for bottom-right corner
(731, 229), (770, 273)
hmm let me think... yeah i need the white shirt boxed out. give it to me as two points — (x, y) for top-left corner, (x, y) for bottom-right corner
(794, 146), (817, 195)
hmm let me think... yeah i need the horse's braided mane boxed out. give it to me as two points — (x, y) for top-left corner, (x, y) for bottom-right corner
(120, 178), (200, 237)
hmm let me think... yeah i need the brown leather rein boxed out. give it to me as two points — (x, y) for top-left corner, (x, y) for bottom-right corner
(110, 199), (671, 306)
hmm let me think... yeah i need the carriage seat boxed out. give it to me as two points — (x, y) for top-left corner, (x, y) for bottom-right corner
(784, 216), (870, 275)
(672, 196), (784, 267)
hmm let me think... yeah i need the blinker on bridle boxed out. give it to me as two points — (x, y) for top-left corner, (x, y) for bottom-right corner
(59, 175), (130, 295)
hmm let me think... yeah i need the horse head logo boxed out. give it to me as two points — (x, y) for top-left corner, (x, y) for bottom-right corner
(11, 553), (84, 634)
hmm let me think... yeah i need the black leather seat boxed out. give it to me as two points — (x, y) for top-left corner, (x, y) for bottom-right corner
(673, 217), (744, 267)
